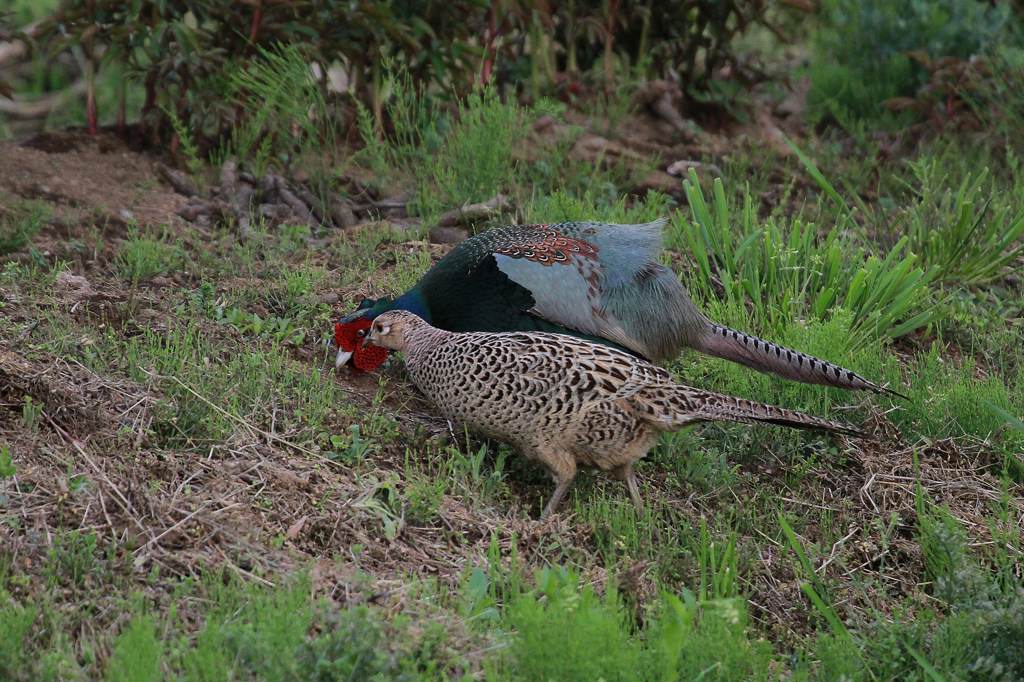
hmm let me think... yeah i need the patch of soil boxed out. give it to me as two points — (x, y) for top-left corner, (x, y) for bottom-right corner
(0, 130), (188, 230)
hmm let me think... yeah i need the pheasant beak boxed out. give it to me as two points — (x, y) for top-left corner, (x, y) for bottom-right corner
(335, 348), (353, 368)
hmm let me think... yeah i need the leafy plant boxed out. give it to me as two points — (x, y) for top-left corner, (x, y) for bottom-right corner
(327, 425), (373, 465)
(221, 306), (306, 346)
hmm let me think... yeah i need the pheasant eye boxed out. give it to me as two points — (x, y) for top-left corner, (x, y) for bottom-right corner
(356, 329), (367, 337)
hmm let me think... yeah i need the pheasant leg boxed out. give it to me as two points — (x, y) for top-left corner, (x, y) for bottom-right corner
(540, 473), (575, 519)
(613, 463), (643, 512)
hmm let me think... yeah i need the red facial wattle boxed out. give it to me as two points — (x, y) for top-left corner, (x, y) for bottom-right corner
(334, 318), (389, 371)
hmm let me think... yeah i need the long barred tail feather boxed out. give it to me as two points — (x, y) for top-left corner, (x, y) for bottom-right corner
(639, 385), (865, 438)
(697, 323), (908, 399)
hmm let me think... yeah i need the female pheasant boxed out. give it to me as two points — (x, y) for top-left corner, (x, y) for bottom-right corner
(365, 310), (864, 518)
(336, 220), (903, 397)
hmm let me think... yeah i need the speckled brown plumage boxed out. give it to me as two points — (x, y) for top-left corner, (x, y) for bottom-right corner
(366, 310), (864, 518)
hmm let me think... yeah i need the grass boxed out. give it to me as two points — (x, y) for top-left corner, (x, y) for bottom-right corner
(1, 25), (1023, 680)
(0, 201), (48, 256)
(114, 228), (185, 284)
(889, 158), (1024, 286)
(676, 169), (941, 352)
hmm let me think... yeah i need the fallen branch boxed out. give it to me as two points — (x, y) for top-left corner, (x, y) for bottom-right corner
(157, 163), (199, 197)
(264, 173), (317, 226)
(169, 158), (357, 234)
(0, 80), (87, 118)
(436, 193), (510, 227)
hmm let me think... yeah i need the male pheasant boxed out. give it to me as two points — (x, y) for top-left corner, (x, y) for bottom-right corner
(336, 220), (903, 397)
(365, 311), (864, 518)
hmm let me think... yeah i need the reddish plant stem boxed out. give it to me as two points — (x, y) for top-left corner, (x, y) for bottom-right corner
(248, 0), (263, 43)
(480, 0), (498, 86)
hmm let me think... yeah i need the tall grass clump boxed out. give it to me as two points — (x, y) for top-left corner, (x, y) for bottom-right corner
(675, 170), (941, 352)
(114, 229), (185, 284)
(891, 158), (1024, 286)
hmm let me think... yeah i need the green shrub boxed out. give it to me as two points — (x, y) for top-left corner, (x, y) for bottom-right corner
(296, 606), (449, 680)
(895, 346), (1024, 449)
(221, 43), (335, 182)
(180, 575), (315, 680)
(649, 591), (773, 681)
(412, 87), (527, 222)
(45, 530), (98, 589)
(964, 44), (1024, 140)
(403, 473), (446, 526)
(524, 189), (670, 226)
(809, 0), (1011, 124)
(501, 568), (772, 680)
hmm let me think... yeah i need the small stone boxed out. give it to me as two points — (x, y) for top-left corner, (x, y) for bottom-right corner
(428, 226), (469, 245)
